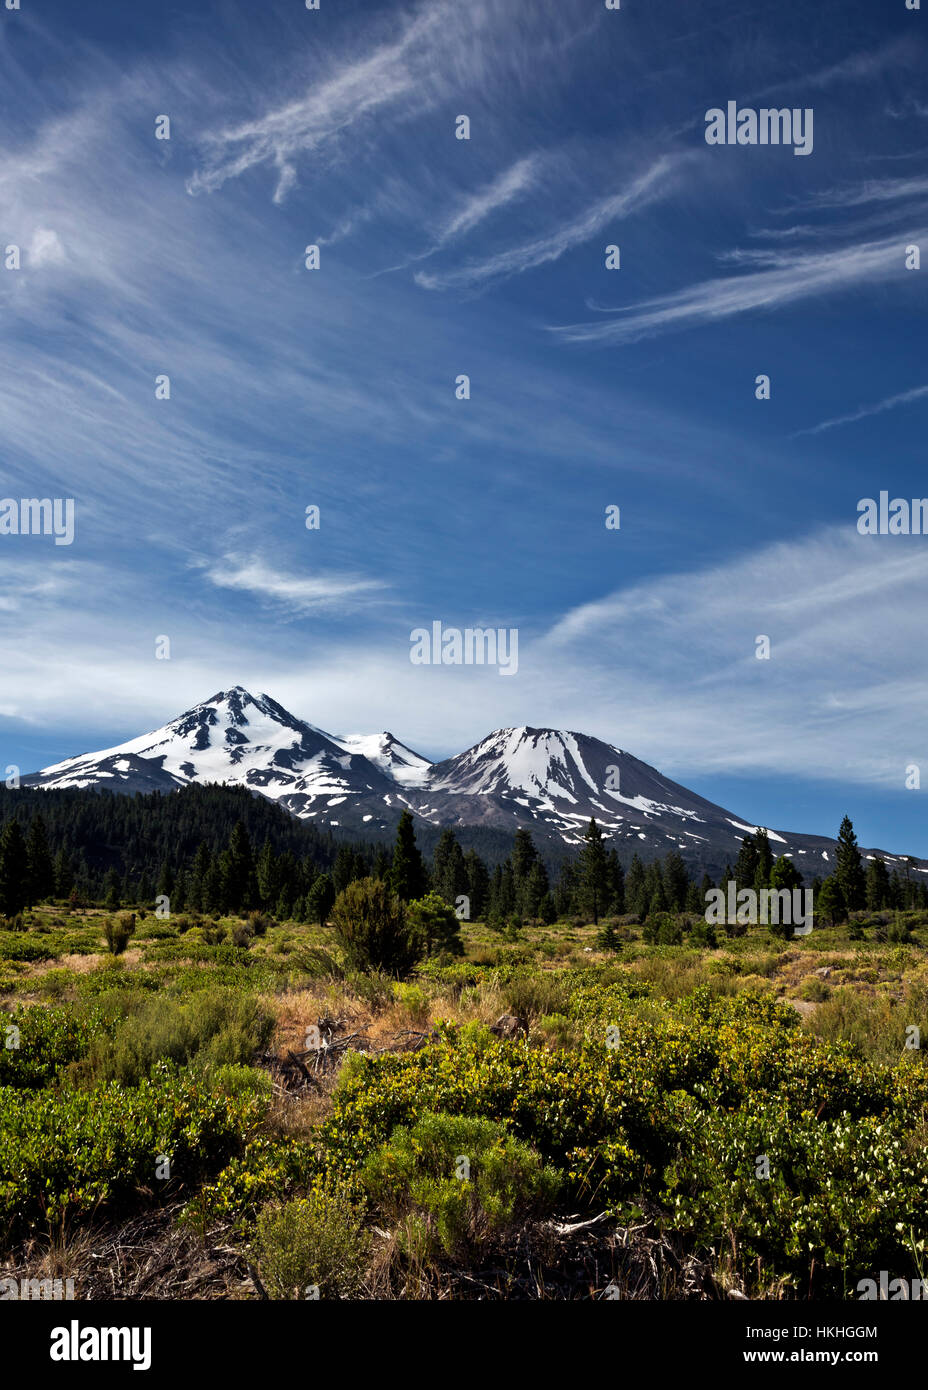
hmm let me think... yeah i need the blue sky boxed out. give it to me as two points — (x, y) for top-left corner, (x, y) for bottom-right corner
(0, 0), (926, 855)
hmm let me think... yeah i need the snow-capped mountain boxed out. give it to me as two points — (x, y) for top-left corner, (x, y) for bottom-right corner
(27, 688), (400, 826)
(22, 689), (927, 878)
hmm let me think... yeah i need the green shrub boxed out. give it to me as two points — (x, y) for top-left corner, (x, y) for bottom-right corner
(212, 1064), (274, 1103)
(247, 911), (273, 937)
(331, 878), (424, 977)
(0, 1063), (264, 1234)
(254, 1183), (369, 1298)
(536, 1013), (576, 1049)
(83, 989), (274, 1086)
(0, 935), (56, 962)
(502, 973), (569, 1022)
(393, 982), (430, 1026)
(104, 914), (136, 956)
(360, 1111), (562, 1260)
(0, 1001), (118, 1088)
(665, 1098), (928, 1295)
(642, 913), (684, 946)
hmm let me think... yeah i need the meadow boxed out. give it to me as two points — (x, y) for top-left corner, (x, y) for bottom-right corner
(1, 900), (926, 1300)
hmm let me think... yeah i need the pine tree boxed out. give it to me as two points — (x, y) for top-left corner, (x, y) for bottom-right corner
(662, 852), (688, 912)
(25, 815), (55, 905)
(498, 862), (516, 921)
(553, 860), (579, 919)
(307, 872), (335, 926)
(333, 845), (359, 895)
(511, 828), (538, 882)
(104, 866), (121, 911)
(53, 847), (74, 899)
(578, 819), (609, 925)
(817, 875), (845, 927)
(835, 815), (866, 912)
(222, 821), (256, 910)
(388, 811), (427, 902)
(770, 855), (802, 891)
(624, 854), (646, 918)
(463, 848), (489, 921)
(735, 836), (759, 891)
(538, 892), (557, 925)
(256, 838), (279, 909)
(605, 850), (625, 914)
(433, 829), (467, 906)
(0, 820), (29, 918)
(752, 829), (774, 892)
(157, 859), (174, 900)
(865, 856), (891, 911)
(188, 842), (212, 913)
(523, 860), (550, 921)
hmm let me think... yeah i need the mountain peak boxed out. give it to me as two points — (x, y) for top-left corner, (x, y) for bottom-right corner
(24, 688), (928, 878)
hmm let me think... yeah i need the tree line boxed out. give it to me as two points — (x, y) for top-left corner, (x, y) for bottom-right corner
(0, 782), (923, 929)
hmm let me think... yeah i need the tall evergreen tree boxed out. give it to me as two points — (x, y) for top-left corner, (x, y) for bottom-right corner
(752, 829), (774, 892)
(554, 860), (579, 919)
(511, 828), (539, 883)
(817, 875), (845, 927)
(221, 820), (256, 910)
(605, 850), (625, 915)
(307, 872), (335, 926)
(25, 815), (55, 905)
(388, 810), (427, 902)
(256, 838), (279, 908)
(770, 855), (802, 892)
(865, 856), (891, 911)
(433, 829), (468, 906)
(662, 851), (688, 912)
(578, 819), (609, 925)
(463, 848), (489, 921)
(835, 815), (866, 912)
(624, 853), (646, 918)
(53, 847), (74, 899)
(735, 836), (759, 891)
(522, 860), (550, 921)
(0, 820), (29, 918)
(104, 866), (121, 911)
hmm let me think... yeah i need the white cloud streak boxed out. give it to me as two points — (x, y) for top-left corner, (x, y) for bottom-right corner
(551, 229), (927, 346)
(415, 154), (684, 291)
(792, 384), (928, 438)
(204, 557), (385, 613)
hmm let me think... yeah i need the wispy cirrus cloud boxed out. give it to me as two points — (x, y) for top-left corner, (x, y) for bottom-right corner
(414, 154), (684, 291)
(791, 384), (928, 438)
(539, 526), (928, 787)
(186, 0), (580, 205)
(550, 228), (926, 346)
(436, 155), (543, 245)
(756, 36), (920, 99)
(784, 174), (928, 212)
(203, 556), (386, 614)
(187, 4), (445, 203)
